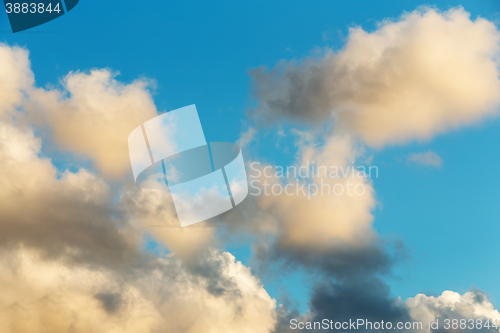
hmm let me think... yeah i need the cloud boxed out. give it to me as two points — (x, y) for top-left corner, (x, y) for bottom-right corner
(120, 185), (216, 261)
(307, 278), (410, 329)
(26, 69), (158, 177)
(245, 134), (377, 250)
(237, 127), (257, 148)
(0, 121), (143, 268)
(0, 248), (277, 333)
(0, 26), (498, 333)
(0, 100), (275, 332)
(0, 43), (279, 332)
(0, 43), (33, 118)
(250, 7), (500, 147)
(217, 133), (400, 280)
(0, 41), (391, 279)
(282, 284), (500, 333)
(0, 43), (216, 261)
(407, 151), (442, 168)
(406, 290), (500, 333)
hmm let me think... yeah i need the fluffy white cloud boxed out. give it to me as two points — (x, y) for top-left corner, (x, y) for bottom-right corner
(1, 44), (158, 178)
(249, 134), (376, 250)
(406, 290), (500, 332)
(26, 69), (158, 177)
(251, 7), (500, 147)
(218, 132), (388, 278)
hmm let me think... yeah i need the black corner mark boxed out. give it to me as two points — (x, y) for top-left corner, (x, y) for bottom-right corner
(3, 0), (79, 33)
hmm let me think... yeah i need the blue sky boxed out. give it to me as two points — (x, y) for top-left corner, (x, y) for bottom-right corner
(2, 0), (499, 316)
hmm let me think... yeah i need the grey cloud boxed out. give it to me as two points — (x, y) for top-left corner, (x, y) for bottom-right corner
(95, 293), (123, 314)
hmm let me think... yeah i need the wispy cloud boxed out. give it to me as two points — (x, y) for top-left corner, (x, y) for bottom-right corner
(407, 150), (443, 168)
(237, 127), (256, 148)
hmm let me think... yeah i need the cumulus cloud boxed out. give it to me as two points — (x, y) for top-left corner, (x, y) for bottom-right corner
(0, 43), (215, 261)
(406, 290), (500, 333)
(0, 109), (274, 332)
(0, 42), (158, 178)
(305, 278), (410, 330)
(250, 7), (500, 147)
(26, 69), (158, 177)
(0, 104), (275, 333)
(0, 248), (277, 333)
(0, 42), (279, 333)
(283, 284), (500, 333)
(0, 121), (142, 268)
(217, 132), (399, 279)
(0, 15), (497, 332)
(253, 135), (376, 249)
(407, 150), (442, 168)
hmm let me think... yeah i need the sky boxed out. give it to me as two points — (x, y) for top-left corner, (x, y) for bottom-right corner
(1, 1), (500, 332)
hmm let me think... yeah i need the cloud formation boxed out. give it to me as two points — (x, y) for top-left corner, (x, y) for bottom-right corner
(26, 69), (158, 177)
(250, 7), (500, 147)
(1, 12), (499, 331)
(0, 121), (142, 268)
(0, 43), (278, 332)
(1, 42), (159, 178)
(0, 248), (277, 333)
(406, 290), (500, 333)
(0, 118), (277, 332)
(217, 132), (398, 281)
(279, 284), (500, 333)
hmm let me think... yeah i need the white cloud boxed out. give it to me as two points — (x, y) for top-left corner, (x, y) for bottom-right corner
(406, 290), (500, 333)
(222, 133), (380, 269)
(255, 135), (376, 250)
(26, 69), (158, 177)
(0, 42), (160, 178)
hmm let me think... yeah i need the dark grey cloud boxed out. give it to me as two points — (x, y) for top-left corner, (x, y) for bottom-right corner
(95, 293), (123, 314)
(255, 238), (402, 280)
(275, 283), (500, 333)
(308, 278), (411, 331)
